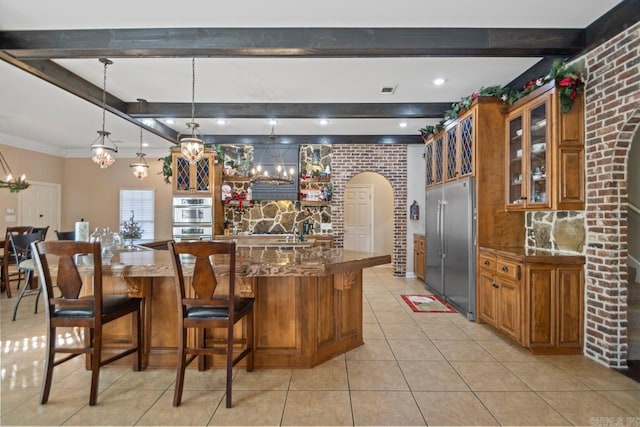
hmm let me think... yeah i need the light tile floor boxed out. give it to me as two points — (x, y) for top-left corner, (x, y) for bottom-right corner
(1, 265), (639, 426)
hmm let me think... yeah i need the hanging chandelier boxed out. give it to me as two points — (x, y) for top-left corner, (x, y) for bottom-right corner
(179, 58), (204, 165)
(130, 99), (149, 180)
(90, 58), (118, 168)
(251, 124), (295, 185)
(0, 151), (29, 192)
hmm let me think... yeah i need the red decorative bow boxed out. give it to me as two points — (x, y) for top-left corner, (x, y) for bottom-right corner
(226, 191), (249, 212)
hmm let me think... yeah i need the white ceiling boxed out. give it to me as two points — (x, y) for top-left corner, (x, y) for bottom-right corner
(0, 0), (625, 158)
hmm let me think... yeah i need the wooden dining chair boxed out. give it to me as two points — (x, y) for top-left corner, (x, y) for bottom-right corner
(1, 226), (33, 298)
(32, 226), (50, 240)
(32, 240), (143, 406)
(168, 240), (254, 408)
(54, 230), (75, 240)
(10, 229), (47, 320)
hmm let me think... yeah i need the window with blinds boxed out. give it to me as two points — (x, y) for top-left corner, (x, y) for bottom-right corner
(119, 189), (155, 241)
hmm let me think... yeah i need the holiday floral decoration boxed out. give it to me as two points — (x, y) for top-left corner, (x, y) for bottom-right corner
(420, 60), (584, 140)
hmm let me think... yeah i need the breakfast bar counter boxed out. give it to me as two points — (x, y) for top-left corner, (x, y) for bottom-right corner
(100, 245), (391, 368)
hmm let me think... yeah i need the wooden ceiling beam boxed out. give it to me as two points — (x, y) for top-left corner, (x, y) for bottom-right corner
(126, 102), (451, 119)
(0, 27), (584, 59)
(200, 134), (423, 145)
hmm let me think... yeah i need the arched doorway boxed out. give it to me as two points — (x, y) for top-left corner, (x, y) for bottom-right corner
(627, 129), (640, 366)
(330, 144), (407, 276)
(344, 172), (394, 256)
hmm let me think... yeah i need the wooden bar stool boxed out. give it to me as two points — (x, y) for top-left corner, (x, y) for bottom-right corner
(168, 240), (254, 408)
(32, 240), (143, 406)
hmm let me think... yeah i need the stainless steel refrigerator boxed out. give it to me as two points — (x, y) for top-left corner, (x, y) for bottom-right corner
(425, 177), (476, 320)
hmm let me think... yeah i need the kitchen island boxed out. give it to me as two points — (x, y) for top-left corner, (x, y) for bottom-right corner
(99, 244), (390, 368)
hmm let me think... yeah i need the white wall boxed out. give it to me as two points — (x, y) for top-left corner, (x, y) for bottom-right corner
(406, 145), (426, 277)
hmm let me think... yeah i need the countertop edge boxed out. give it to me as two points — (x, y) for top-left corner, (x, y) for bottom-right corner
(479, 245), (586, 265)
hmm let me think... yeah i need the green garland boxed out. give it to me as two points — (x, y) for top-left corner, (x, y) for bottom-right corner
(420, 60), (584, 139)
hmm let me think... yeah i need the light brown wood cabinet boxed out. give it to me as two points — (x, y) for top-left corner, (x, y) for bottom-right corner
(413, 234), (425, 281)
(524, 263), (584, 353)
(424, 98), (525, 248)
(505, 82), (584, 210)
(478, 251), (522, 342)
(172, 151), (215, 195)
(478, 247), (584, 354)
(425, 101), (476, 188)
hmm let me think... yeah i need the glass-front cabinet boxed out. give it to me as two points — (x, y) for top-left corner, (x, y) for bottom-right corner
(172, 152), (215, 195)
(424, 140), (434, 187)
(506, 95), (551, 210)
(505, 82), (585, 211)
(424, 107), (475, 188)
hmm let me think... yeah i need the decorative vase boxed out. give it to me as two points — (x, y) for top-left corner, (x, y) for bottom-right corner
(89, 227), (122, 257)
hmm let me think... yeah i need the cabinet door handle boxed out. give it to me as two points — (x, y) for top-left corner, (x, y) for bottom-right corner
(492, 283), (499, 288)
(484, 260), (490, 266)
(520, 196), (527, 200)
(502, 266), (509, 273)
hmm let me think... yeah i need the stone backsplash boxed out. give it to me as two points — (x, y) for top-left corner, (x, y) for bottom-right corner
(525, 211), (585, 254)
(221, 144), (333, 234)
(224, 201), (331, 234)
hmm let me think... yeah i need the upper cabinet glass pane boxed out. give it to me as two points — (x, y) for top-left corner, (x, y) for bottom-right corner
(460, 116), (473, 176)
(434, 135), (444, 184)
(425, 143), (433, 186)
(446, 127), (457, 181)
(528, 103), (548, 204)
(508, 115), (523, 206)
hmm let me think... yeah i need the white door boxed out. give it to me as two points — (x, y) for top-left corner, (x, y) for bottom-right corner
(344, 185), (373, 252)
(19, 181), (61, 239)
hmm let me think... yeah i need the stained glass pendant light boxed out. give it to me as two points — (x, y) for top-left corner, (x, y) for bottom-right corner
(179, 58), (204, 164)
(130, 98), (149, 179)
(90, 58), (118, 168)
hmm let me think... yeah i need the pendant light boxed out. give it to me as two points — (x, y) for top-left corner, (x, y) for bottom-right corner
(130, 98), (149, 180)
(250, 123), (295, 185)
(179, 58), (204, 164)
(0, 151), (29, 192)
(90, 58), (118, 168)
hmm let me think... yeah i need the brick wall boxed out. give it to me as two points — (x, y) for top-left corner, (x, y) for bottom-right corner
(332, 144), (408, 276)
(583, 22), (640, 368)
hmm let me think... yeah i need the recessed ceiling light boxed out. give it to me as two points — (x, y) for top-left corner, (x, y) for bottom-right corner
(432, 78), (446, 86)
(142, 143), (149, 148)
(142, 119), (155, 126)
(216, 119), (227, 125)
(165, 119), (175, 124)
(268, 119), (278, 126)
(399, 122), (408, 128)
(319, 119), (329, 126)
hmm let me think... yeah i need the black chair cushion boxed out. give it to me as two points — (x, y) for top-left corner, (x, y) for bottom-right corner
(185, 298), (254, 319)
(53, 295), (138, 318)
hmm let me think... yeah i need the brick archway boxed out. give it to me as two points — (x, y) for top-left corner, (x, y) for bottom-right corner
(331, 144), (407, 276)
(583, 21), (640, 367)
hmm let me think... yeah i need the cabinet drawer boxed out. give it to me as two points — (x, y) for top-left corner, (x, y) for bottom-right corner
(496, 259), (521, 281)
(479, 254), (496, 270)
